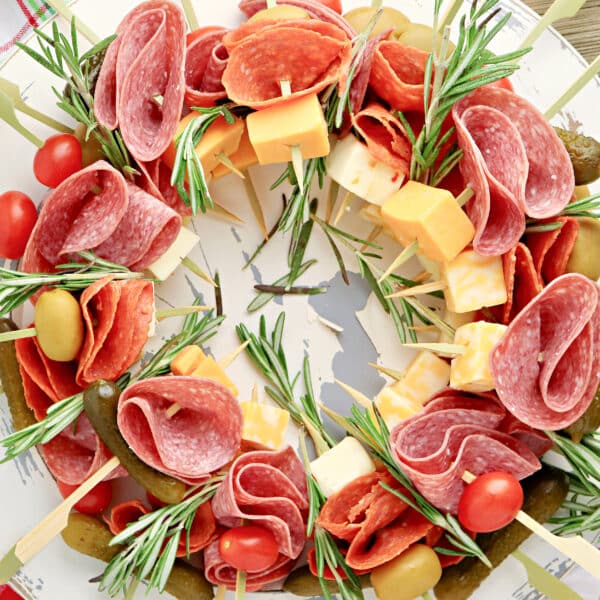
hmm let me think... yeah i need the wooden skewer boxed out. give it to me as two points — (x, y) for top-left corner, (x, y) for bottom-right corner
(211, 202), (246, 225)
(335, 379), (372, 408)
(360, 225), (383, 252)
(378, 240), (419, 283)
(462, 471), (600, 578)
(333, 190), (354, 226)
(368, 362), (405, 381)
(403, 342), (466, 356)
(215, 584), (227, 600)
(181, 256), (218, 287)
(0, 91), (44, 148)
(437, 0), (463, 33)
(279, 79), (305, 193)
(385, 280), (447, 299)
(0, 456), (120, 584)
(46, 0), (101, 45)
(181, 0), (200, 31)
(456, 187), (474, 207)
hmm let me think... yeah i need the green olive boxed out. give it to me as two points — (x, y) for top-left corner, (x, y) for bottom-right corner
(343, 6), (410, 38)
(554, 127), (600, 185)
(248, 5), (310, 22)
(34, 289), (84, 362)
(74, 123), (104, 167)
(394, 23), (456, 55)
(565, 217), (600, 281)
(283, 566), (370, 596)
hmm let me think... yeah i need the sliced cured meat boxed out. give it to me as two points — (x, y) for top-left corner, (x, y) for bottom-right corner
(498, 414), (553, 457)
(390, 392), (541, 513)
(95, 183), (181, 271)
(138, 160), (192, 217)
(207, 447), (308, 590)
(239, 0), (355, 38)
(351, 103), (411, 173)
(453, 104), (526, 255)
(489, 243), (543, 325)
(222, 20), (352, 109)
(185, 28), (229, 107)
(22, 161), (128, 267)
(40, 414), (125, 485)
(94, 1), (186, 161)
(525, 217), (579, 283)
(106, 499), (216, 555)
(317, 470), (434, 570)
(369, 41), (429, 112)
(117, 377), (242, 483)
(77, 278), (154, 387)
(490, 273), (600, 430)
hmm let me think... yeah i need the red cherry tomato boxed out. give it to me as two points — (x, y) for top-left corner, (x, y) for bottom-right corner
(33, 133), (83, 188)
(0, 585), (24, 600)
(458, 472), (524, 533)
(490, 77), (514, 92)
(0, 191), (37, 259)
(56, 479), (113, 515)
(218, 525), (279, 572)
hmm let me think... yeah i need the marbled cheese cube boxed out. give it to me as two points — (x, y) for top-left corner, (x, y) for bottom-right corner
(442, 250), (507, 313)
(240, 402), (290, 450)
(192, 355), (238, 397)
(438, 308), (477, 344)
(450, 322), (508, 392)
(373, 387), (423, 430)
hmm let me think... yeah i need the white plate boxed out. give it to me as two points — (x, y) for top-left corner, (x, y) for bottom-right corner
(0, 1), (599, 599)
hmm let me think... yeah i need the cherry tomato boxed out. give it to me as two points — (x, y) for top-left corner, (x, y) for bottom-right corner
(458, 472), (523, 533)
(218, 525), (279, 572)
(57, 479), (113, 515)
(0, 585), (24, 600)
(490, 77), (514, 92)
(73, 123), (104, 167)
(33, 133), (83, 188)
(0, 191), (38, 259)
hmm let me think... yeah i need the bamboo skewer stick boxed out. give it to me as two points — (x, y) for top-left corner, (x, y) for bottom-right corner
(181, 0), (200, 31)
(437, 0), (463, 33)
(0, 91), (44, 148)
(385, 280), (447, 299)
(378, 241), (419, 283)
(333, 190), (354, 226)
(278, 79), (305, 193)
(46, 0), (101, 45)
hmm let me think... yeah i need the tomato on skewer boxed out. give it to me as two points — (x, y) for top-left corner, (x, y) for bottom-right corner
(33, 133), (83, 188)
(218, 525), (280, 572)
(0, 191), (37, 259)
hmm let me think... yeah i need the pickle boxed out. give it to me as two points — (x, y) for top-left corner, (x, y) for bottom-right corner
(61, 513), (214, 600)
(434, 467), (569, 600)
(554, 127), (600, 185)
(283, 565), (370, 596)
(565, 385), (600, 442)
(0, 319), (37, 431)
(83, 380), (187, 504)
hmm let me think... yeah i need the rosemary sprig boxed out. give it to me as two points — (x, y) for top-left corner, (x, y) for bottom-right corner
(170, 104), (235, 215)
(0, 251), (146, 317)
(0, 303), (224, 462)
(100, 473), (225, 597)
(560, 193), (600, 219)
(324, 402), (492, 567)
(549, 476), (600, 537)
(405, 0), (530, 184)
(16, 20), (134, 175)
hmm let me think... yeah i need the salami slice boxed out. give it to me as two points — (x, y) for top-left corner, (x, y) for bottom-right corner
(117, 377), (242, 483)
(185, 28), (229, 107)
(94, 1), (186, 161)
(222, 20), (352, 109)
(369, 41), (429, 112)
(317, 470), (435, 570)
(525, 217), (579, 283)
(390, 392), (541, 513)
(351, 103), (412, 172)
(138, 160), (192, 217)
(490, 273), (600, 430)
(95, 183), (181, 271)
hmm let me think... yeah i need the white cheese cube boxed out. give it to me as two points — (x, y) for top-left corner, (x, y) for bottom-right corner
(442, 250), (507, 313)
(146, 227), (199, 281)
(326, 136), (404, 206)
(450, 322), (508, 392)
(310, 436), (375, 497)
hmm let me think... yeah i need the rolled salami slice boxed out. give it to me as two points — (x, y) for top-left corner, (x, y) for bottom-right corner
(490, 273), (600, 430)
(222, 20), (352, 109)
(94, 1), (186, 162)
(390, 392), (541, 513)
(317, 470), (435, 570)
(525, 216), (579, 283)
(117, 377), (242, 483)
(137, 160), (192, 217)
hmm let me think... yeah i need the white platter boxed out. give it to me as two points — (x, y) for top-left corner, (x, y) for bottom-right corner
(0, 0), (599, 599)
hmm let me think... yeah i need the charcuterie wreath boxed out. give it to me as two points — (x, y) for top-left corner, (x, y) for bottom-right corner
(0, 0), (599, 599)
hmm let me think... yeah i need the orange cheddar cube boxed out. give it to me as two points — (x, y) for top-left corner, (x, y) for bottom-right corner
(170, 345), (206, 376)
(211, 127), (258, 179)
(192, 355), (238, 397)
(239, 401), (290, 450)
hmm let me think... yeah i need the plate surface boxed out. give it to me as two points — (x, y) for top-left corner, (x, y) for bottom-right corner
(0, 1), (599, 599)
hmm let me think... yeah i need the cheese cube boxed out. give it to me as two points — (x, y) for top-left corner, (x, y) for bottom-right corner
(381, 181), (474, 262)
(247, 93), (329, 164)
(192, 355), (238, 397)
(146, 227), (199, 281)
(326, 136), (405, 206)
(416, 253), (441, 282)
(395, 351), (450, 405)
(439, 308), (476, 344)
(450, 322), (508, 392)
(442, 250), (507, 313)
(310, 436), (375, 497)
(211, 128), (258, 179)
(170, 345), (206, 376)
(373, 387), (423, 430)
(239, 402), (290, 450)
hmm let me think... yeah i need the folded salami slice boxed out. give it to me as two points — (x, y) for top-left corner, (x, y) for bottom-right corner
(106, 499), (216, 555)
(489, 243), (543, 324)
(138, 160), (192, 217)
(351, 103), (411, 172)
(239, 0), (355, 38)
(369, 41), (429, 112)
(94, 183), (181, 271)
(185, 28), (229, 107)
(491, 273), (600, 430)
(525, 217), (579, 283)
(94, 0), (186, 161)
(390, 392), (541, 513)
(317, 470), (434, 570)
(118, 377), (242, 483)
(222, 20), (352, 109)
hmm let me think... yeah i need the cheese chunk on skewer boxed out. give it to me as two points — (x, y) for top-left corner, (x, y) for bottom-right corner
(211, 128), (258, 179)
(438, 308), (476, 344)
(146, 226), (199, 282)
(239, 402), (290, 450)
